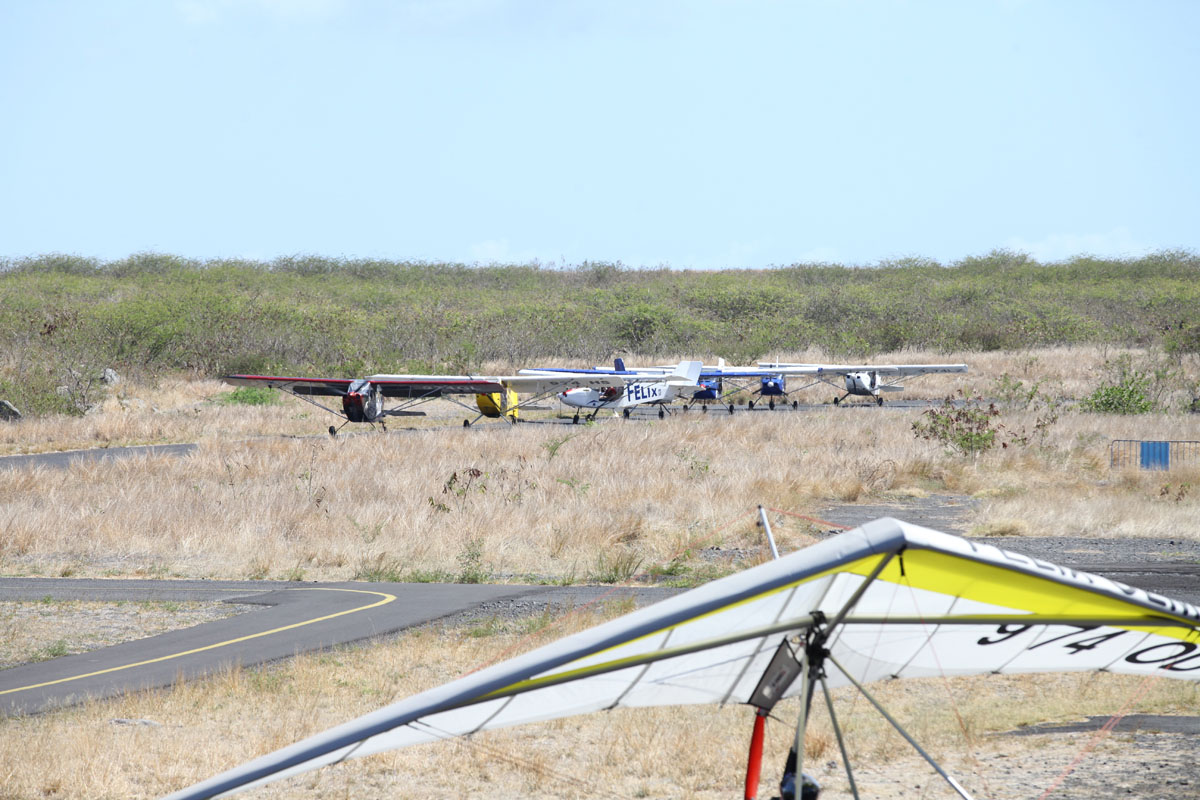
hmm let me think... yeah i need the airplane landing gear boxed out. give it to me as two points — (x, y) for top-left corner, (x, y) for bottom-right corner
(328, 425), (337, 437)
(768, 399), (775, 411)
(792, 400), (799, 409)
(876, 396), (884, 406)
(622, 408), (631, 419)
(658, 407), (665, 419)
(728, 403), (735, 415)
(748, 400), (755, 410)
(463, 419), (471, 428)
(702, 404), (708, 413)
(572, 413), (580, 425)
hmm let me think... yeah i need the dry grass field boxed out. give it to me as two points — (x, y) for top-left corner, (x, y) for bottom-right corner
(2, 348), (1197, 583)
(1, 346), (1199, 798)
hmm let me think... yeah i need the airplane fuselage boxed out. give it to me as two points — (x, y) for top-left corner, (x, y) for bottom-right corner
(844, 371), (879, 396)
(560, 381), (670, 410)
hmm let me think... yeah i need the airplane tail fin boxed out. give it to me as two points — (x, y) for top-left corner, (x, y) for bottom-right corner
(614, 357), (627, 372)
(666, 360), (702, 385)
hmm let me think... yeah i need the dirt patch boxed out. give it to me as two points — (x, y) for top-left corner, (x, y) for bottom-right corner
(817, 492), (981, 535)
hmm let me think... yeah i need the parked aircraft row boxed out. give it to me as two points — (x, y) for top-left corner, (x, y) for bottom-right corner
(222, 358), (967, 433)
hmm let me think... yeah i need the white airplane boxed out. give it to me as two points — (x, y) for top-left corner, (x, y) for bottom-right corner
(758, 362), (969, 406)
(556, 360), (702, 422)
(222, 361), (703, 433)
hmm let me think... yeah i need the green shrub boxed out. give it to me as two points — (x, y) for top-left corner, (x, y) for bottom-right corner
(912, 392), (1004, 457)
(1079, 380), (1153, 414)
(215, 386), (280, 406)
(1079, 355), (1158, 414)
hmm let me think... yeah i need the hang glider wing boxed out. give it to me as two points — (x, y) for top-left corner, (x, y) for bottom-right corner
(163, 517), (1200, 799)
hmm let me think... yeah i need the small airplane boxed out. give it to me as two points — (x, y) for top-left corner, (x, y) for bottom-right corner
(759, 362), (969, 406)
(523, 358), (969, 409)
(162, 516), (1200, 800)
(221, 361), (703, 433)
(555, 360), (702, 422)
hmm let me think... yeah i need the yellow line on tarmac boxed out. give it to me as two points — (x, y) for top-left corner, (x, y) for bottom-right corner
(0, 587), (396, 697)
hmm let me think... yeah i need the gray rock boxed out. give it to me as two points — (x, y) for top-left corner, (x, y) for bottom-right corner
(102, 368), (121, 385)
(0, 400), (20, 421)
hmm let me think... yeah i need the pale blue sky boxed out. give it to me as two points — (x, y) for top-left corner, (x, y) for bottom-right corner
(2, 1), (1197, 267)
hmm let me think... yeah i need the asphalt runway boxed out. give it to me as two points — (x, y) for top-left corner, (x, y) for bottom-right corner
(0, 442), (198, 471)
(0, 578), (679, 716)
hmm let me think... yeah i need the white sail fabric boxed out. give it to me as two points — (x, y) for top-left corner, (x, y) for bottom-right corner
(164, 517), (1200, 799)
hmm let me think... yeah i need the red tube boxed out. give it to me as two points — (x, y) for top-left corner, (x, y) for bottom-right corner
(744, 711), (767, 800)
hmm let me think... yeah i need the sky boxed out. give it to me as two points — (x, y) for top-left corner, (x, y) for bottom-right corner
(1, 0), (1197, 268)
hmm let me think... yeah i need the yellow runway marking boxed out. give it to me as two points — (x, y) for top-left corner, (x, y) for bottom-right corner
(0, 587), (396, 697)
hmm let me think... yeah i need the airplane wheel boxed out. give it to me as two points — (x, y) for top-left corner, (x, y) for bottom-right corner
(877, 396), (884, 406)
(463, 419), (471, 428)
(728, 404), (734, 415)
(623, 408), (631, 419)
(328, 425), (337, 437)
(792, 400), (798, 409)
(833, 396), (840, 406)
(702, 404), (708, 413)
(748, 400), (755, 410)
(572, 414), (580, 424)
(769, 400), (775, 411)
(658, 407), (665, 419)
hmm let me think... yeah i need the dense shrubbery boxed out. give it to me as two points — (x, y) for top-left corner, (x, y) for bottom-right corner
(1, 249), (1198, 415)
(1078, 354), (1166, 415)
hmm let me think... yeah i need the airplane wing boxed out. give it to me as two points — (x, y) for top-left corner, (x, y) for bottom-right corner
(504, 362), (702, 394)
(162, 517), (1200, 800)
(759, 363), (968, 376)
(520, 364), (784, 380)
(222, 375), (353, 396)
(223, 374), (507, 398)
(500, 373), (637, 394)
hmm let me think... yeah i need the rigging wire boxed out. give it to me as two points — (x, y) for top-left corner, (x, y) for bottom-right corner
(1033, 670), (1163, 800)
(899, 573), (996, 800)
(409, 719), (635, 799)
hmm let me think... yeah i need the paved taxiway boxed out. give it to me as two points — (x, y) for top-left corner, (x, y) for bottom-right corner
(5, 559), (1198, 718)
(0, 578), (679, 716)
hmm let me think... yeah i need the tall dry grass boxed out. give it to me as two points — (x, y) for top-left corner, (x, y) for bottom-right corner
(1, 348), (1198, 581)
